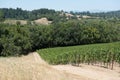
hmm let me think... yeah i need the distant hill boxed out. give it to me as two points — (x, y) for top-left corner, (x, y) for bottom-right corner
(91, 10), (120, 19)
(0, 8), (120, 23)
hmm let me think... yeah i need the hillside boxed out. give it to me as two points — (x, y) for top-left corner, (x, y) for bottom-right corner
(0, 52), (119, 80)
(0, 1), (120, 80)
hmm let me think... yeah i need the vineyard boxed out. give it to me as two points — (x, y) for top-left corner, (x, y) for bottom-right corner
(37, 42), (120, 70)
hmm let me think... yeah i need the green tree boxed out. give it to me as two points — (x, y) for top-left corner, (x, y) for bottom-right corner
(0, 10), (4, 22)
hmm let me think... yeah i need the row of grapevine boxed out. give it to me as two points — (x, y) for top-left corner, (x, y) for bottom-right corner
(37, 42), (120, 69)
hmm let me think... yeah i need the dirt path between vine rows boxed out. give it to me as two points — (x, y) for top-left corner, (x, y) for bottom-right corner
(52, 64), (120, 80)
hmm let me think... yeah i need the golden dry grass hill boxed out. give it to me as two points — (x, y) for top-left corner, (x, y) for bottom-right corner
(0, 52), (91, 80)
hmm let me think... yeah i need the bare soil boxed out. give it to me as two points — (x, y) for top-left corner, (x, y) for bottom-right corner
(52, 64), (120, 80)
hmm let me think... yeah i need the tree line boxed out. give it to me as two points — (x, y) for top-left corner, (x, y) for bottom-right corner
(1, 8), (120, 22)
(71, 10), (120, 19)
(0, 8), (61, 21)
(0, 19), (120, 56)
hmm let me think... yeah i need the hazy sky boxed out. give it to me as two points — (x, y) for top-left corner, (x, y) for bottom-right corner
(0, 0), (120, 11)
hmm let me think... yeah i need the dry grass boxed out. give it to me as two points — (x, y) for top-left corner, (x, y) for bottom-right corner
(0, 52), (88, 80)
(4, 19), (27, 25)
(1, 52), (118, 80)
(3, 18), (52, 25)
(34, 18), (52, 25)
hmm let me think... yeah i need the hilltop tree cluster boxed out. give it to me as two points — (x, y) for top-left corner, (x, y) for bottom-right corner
(0, 8), (65, 23)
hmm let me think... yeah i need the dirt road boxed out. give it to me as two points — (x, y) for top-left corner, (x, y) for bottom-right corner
(52, 64), (120, 80)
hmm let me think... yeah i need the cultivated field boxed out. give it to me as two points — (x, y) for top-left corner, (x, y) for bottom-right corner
(37, 42), (120, 80)
(38, 42), (120, 70)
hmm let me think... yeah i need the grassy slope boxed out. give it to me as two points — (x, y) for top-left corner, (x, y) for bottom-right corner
(0, 52), (87, 80)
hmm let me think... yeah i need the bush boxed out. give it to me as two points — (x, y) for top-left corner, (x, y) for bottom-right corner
(0, 24), (31, 56)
